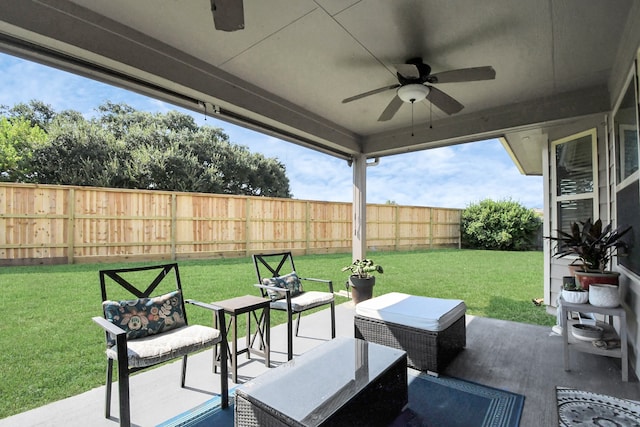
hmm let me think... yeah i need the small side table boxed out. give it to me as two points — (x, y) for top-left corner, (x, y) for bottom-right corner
(212, 295), (270, 383)
(560, 298), (628, 381)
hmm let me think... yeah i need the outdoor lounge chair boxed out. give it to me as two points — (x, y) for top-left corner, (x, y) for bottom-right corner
(252, 252), (335, 360)
(92, 263), (228, 427)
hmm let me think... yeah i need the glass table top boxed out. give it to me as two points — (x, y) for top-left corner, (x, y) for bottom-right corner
(237, 337), (406, 425)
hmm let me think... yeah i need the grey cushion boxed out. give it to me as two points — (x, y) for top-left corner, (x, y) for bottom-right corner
(105, 324), (221, 368)
(270, 291), (334, 312)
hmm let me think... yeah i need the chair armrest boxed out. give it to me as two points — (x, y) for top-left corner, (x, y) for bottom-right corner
(185, 299), (223, 312)
(184, 299), (228, 341)
(93, 316), (129, 366)
(92, 316), (126, 337)
(300, 277), (334, 293)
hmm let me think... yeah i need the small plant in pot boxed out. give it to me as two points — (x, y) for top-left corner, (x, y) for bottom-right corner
(342, 259), (383, 304)
(547, 218), (631, 289)
(560, 276), (589, 304)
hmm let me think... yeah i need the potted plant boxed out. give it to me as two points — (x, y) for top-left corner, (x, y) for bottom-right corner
(547, 218), (631, 289)
(342, 259), (383, 304)
(560, 276), (588, 304)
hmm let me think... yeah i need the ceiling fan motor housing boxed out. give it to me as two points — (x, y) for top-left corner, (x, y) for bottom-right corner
(397, 59), (431, 85)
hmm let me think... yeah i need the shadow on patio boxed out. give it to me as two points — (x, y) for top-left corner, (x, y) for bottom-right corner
(1, 302), (636, 427)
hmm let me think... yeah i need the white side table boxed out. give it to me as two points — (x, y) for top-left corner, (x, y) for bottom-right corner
(560, 298), (628, 381)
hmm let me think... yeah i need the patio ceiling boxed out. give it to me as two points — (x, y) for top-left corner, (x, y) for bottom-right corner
(0, 0), (636, 175)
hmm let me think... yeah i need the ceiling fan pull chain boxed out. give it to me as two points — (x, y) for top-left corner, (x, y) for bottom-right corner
(411, 101), (415, 136)
(430, 101), (433, 129)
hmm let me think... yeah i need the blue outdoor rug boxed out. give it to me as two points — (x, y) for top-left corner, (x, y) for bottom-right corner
(157, 371), (524, 427)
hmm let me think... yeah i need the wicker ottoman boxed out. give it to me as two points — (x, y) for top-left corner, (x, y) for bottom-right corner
(354, 292), (466, 373)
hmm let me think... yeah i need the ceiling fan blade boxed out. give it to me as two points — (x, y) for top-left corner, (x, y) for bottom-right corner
(426, 86), (464, 115)
(378, 95), (404, 121)
(211, 0), (245, 31)
(395, 64), (420, 79)
(342, 84), (400, 104)
(429, 66), (495, 83)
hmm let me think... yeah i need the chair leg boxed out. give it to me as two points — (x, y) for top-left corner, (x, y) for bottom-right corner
(330, 302), (336, 338)
(287, 310), (293, 360)
(117, 365), (131, 427)
(219, 341), (229, 408)
(115, 336), (131, 427)
(180, 355), (188, 388)
(105, 358), (113, 418)
(295, 312), (302, 337)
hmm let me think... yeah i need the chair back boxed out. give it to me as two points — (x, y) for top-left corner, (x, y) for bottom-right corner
(252, 252), (297, 298)
(99, 263), (189, 325)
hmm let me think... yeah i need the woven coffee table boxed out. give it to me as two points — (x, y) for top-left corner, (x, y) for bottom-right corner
(235, 337), (407, 426)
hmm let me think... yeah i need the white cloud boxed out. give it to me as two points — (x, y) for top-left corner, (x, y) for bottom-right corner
(0, 53), (543, 209)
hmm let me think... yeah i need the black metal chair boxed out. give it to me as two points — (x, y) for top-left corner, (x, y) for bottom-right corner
(92, 263), (228, 427)
(252, 252), (335, 360)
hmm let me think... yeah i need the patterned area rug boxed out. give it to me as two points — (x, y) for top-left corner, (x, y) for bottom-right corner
(557, 387), (640, 426)
(157, 372), (523, 427)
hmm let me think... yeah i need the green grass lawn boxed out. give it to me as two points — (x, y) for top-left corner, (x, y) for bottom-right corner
(0, 249), (553, 419)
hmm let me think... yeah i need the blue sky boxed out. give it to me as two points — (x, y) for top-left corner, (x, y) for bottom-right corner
(0, 53), (542, 208)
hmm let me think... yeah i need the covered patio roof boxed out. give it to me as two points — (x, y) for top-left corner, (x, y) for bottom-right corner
(1, 0), (639, 258)
(0, 0), (636, 174)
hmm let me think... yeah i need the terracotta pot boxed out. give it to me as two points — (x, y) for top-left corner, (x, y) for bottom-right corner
(348, 276), (375, 304)
(574, 271), (619, 290)
(568, 260), (586, 277)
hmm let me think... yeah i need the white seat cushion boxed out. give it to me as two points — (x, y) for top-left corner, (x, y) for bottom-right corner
(355, 292), (466, 331)
(106, 324), (221, 368)
(270, 291), (334, 312)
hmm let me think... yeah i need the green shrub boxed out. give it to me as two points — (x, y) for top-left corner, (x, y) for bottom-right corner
(461, 199), (542, 250)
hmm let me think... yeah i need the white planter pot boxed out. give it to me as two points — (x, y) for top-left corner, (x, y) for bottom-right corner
(588, 284), (620, 308)
(562, 289), (589, 304)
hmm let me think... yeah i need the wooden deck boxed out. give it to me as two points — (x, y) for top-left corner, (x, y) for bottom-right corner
(1, 302), (637, 427)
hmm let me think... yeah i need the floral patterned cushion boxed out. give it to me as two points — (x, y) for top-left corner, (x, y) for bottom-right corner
(102, 290), (186, 341)
(262, 272), (302, 301)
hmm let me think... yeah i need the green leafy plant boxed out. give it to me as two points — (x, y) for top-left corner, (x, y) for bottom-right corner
(341, 259), (383, 278)
(562, 278), (584, 291)
(461, 199), (542, 251)
(548, 218), (631, 272)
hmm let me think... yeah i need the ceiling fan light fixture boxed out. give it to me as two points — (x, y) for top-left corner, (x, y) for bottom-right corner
(397, 84), (429, 103)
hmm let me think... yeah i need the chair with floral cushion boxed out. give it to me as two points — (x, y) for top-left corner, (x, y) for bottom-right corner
(92, 263), (228, 427)
(252, 252), (335, 360)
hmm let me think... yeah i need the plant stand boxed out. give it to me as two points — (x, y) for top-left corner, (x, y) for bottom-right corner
(560, 298), (628, 381)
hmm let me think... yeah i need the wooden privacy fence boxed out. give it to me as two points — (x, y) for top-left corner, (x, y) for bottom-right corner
(0, 183), (462, 265)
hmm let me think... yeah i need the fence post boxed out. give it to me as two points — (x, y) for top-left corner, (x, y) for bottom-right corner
(245, 198), (251, 254)
(394, 205), (400, 251)
(429, 208), (433, 248)
(67, 188), (75, 264)
(305, 201), (311, 254)
(171, 193), (177, 260)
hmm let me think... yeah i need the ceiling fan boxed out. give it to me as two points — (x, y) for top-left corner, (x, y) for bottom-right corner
(342, 58), (496, 121)
(210, 0), (245, 32)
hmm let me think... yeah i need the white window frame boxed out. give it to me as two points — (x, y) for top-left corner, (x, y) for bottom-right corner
(550, 128), (599, 235)
(613, 66), (640, 192)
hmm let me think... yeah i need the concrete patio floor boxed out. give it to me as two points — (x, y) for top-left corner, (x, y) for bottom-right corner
(1, 301), (638, 427)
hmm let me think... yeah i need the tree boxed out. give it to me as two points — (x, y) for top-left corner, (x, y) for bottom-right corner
(3, 100), (292, 197)
(0, 117), (47, 182)
(1, 100), (56, 131)
(461, 199), (542, 251)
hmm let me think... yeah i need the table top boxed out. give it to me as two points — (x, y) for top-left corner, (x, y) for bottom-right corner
(236, 337), (406, 425)
(212, 294), (270, 314)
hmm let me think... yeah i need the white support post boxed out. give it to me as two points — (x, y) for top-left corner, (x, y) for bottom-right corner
(352, 154), (367, 261)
